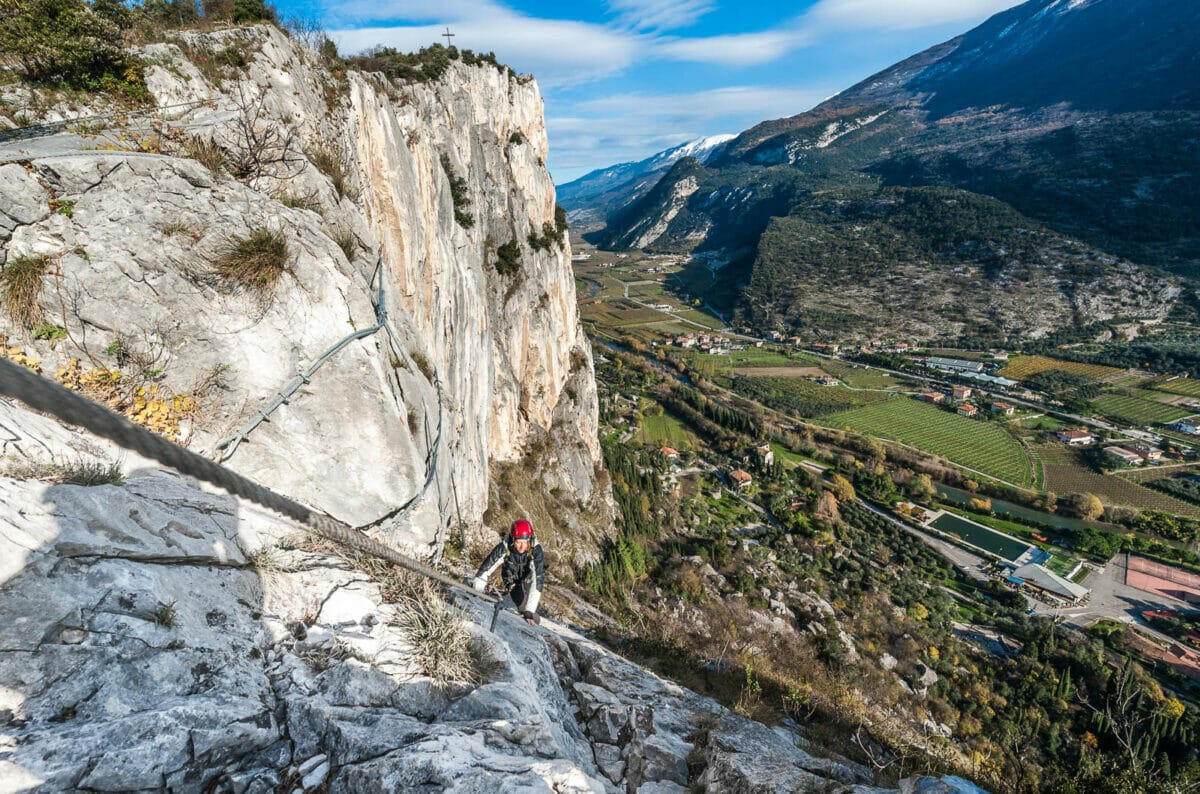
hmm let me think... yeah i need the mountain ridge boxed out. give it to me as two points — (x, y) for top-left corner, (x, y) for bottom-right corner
(589, 0), (1200, 341)
(556, 134), (733, 228)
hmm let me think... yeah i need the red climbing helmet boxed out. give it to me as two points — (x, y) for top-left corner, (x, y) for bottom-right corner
(511, 519), (534, 540)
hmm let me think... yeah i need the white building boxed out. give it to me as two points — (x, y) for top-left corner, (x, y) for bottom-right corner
(1010, 563), (1089, 603)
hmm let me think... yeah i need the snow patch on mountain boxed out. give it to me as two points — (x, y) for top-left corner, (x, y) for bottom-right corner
(643, 134), (736, 169)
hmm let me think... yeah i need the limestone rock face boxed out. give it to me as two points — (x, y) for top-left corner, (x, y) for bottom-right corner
(0, 416), (923, 793)
(0, 24), (605, 556)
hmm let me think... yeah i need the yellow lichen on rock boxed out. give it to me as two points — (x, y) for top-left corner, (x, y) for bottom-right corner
(1, 343), (42, 373)
(54, 359), (196, 441)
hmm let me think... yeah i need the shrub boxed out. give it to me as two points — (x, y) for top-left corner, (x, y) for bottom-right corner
(136, 0), (199, 29)
(225, 85), (304, 183)
(346, 43), (508, 84)
(0, 0), (143, 95)
(526, 206), (567, 252)
(493, 239), (521, 277)
(1, 254), (50, 328)
(232, 0), (275, 23)
(214, 226), (291, 294)
(439, 154), (473, 228)
(32, 323), (67, 342)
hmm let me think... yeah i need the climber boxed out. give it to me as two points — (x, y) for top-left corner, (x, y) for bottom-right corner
(472, 518), (545, 626)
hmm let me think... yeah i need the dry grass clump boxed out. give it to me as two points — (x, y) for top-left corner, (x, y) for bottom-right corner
(1, 255), (50, 328)
(393, 577), (485, 686)
(297, 638), (365, 672)
(274, 544), (499, 686)
(246, 544), (286, 577)
(183, 135), (226, 175)
(3, 457), (125, 486)
(331, 227), (356, 261)
(214, 226), (291, 294)
(307, 145), (353, 199)
(347, 558), (496, 687)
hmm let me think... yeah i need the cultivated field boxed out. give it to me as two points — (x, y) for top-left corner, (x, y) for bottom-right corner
(739, 377), (891, 416)
(673, 310), (727, 329)
(1000, 355), (1124, 381)
(819, 359), (900, 389)
(1018, 415), (1066, 431)
(734, 366), (827, 378)
(1034, 446), (1200, 516)
(1090, 393), (1193, 425)
(822, 398), (1034, 486)
(638, 411), (693, 448)
(684, 347), (821, 374)
(1118, 464), (1200, 483)
(580, 299), (665, 328)
(1152, 378), (1200, 398)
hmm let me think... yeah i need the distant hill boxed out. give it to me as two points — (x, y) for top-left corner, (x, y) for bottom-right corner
(555, 134), (733, 229)
(588, 0), (1200, 343)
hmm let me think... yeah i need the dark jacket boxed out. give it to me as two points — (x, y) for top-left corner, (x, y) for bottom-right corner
(475, 537), (545, 611)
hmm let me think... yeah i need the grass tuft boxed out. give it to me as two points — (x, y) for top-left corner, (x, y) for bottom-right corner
(392, 577), (485, 686)
(147, 599), (177, 628)
(3, 458), (125, 486)
(247, 544), (285, 574)
(410, 351), (434, 381)
(307, 145), (353, 199)
(331, 227), (356, 261)
(2, 255), (50, 328)
(214, 227), (291, 294)
(183, 135), (226, 175)
(159, 220), (197, 238)
(296, 638), (364, 672)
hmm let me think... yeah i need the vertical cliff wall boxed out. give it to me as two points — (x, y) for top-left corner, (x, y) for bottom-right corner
(0, 24), (605, 557)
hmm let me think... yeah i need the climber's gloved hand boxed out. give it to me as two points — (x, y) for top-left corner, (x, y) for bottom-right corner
(521, 611), (540, 626)
(471, 577), (486, 593)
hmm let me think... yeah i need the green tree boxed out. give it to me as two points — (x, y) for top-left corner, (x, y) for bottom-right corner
(232, 0), (275, 23)
(1069, 492), (1105, 522)
(910, 473), (935, 501)
(828, 473), (856, 503)
(0, 0), (130, 87)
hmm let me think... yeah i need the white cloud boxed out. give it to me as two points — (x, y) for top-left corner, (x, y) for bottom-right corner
(805, 0), (1023, 31)
(575, 85), (829, 121)
(656, 29), (812, 66)
(606, 0), (716, 32)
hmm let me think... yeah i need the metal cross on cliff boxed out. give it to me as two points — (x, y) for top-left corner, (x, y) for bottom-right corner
(442, 27), (455, 47)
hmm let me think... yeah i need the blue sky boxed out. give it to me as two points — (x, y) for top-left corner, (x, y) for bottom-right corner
(274, 0), (1024, 182)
